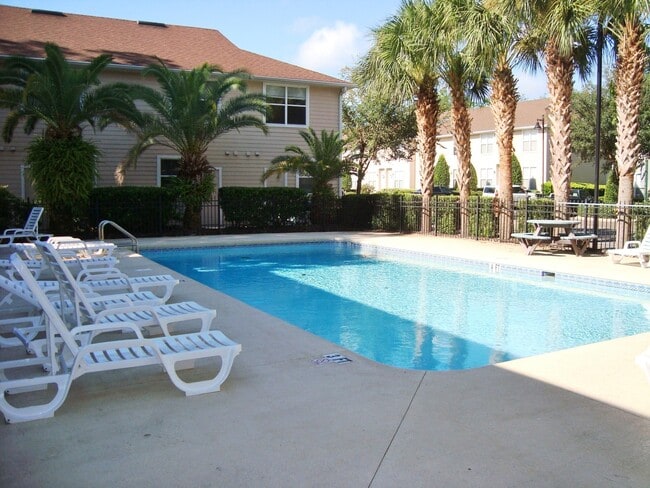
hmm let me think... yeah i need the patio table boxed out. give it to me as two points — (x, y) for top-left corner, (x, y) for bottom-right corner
(512, 219), (597, 256)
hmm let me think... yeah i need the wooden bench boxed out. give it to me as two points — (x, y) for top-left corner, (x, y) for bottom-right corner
(558, 233), (598, 257)
(511, 233), (552, 255)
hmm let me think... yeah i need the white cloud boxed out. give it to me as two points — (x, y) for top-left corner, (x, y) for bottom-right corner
(294, 21), (368, 77)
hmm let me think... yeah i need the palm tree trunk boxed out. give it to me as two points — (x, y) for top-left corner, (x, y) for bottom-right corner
(491, 66), (518, 241)
(614, 19), (646, 247)
(545, 41), (574, 218)
(415, 78), (439, 233)
(451, 84), (472, 237)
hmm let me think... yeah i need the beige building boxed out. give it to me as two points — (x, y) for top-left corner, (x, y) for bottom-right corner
(0, 6), (351, 201)
(364, 97), (609, 194)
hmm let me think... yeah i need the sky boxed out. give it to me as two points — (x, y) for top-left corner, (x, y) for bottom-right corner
(2, 0), (549, 99)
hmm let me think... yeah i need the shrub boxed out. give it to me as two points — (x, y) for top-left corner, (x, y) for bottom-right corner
(0, 186), (30, 232)
(89, 186), (181, 237)
(219, 187), (309, 229)
(435, 155), (450, 187)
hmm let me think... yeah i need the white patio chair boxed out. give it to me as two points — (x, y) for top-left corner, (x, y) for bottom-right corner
(2, 207), (50, 240)
(35, 240), (215, 336)
(0, 253), (241, 424)
(607, 227), (650, 268)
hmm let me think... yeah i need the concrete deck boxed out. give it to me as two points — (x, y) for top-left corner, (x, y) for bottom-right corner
(2, 233), (649, 487)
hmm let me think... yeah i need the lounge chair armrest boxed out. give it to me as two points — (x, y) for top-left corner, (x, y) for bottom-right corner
(623, 240), (641, 249)
(70, 321), (145, 339)
(77, 267), (128, 282)
(93, 303), (156, 321)
(87, 295), (136, 310)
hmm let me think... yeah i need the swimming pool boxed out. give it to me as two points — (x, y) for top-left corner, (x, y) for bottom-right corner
(143, 242), (650, 371)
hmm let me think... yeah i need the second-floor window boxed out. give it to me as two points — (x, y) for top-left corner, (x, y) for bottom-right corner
(265, 85), (307, 126)
(480, 133), (494, 154)
(522, 130), (537, 152)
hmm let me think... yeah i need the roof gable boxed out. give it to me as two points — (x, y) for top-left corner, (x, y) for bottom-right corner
(439, 98), (550, 136)
(0, 5), (349, 86)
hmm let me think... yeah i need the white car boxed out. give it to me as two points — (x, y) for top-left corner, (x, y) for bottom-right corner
(482, 185), (536, 201)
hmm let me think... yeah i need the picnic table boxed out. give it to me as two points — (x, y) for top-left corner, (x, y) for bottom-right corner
(512, 219), (597, 256)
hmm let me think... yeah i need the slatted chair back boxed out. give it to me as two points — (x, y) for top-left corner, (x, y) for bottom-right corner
(23, 207), (44, 234)
(10, 253), (79, 368)
(34, 241), (97, 327)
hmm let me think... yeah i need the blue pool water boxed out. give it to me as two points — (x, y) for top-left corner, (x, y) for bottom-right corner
(143, 242), (650, 371)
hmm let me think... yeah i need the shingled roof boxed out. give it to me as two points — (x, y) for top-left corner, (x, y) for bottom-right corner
(0, 5), (349, 86)
(438, 98), (550, 136)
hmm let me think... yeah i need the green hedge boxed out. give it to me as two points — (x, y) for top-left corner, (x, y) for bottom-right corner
(89, 186), (180, 237)
(219, 187), (309, 229)
(0, 186), (32, 232)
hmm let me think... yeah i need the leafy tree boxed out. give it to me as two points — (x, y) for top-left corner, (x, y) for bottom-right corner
(125, 61), (268, 233)
(435, 154), (450, 187)
(470, 163), (478, 190)
(262, 128), (350, 223)
(511, 153), (522, 186)
(604, 169), (618, 203)
(0, 43), (138, 233)
(342, 84), (416, 194)
(571, 78), (618, 172)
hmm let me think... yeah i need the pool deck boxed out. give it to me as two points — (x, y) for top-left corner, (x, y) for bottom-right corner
(2, 232), (649, 487)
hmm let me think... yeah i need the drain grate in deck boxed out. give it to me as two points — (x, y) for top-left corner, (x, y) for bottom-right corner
(313, 353), (352, 365)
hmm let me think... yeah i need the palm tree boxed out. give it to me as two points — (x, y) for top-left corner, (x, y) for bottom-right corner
(0, 42), (139, 234)
(125, 61), (268, 233)
(598, 0), (650, 246)
(464, 1), (527, 240)
(262, 128), (349, 225)
(430, 0), (490, 237)
(263, 128), (348, 197)
(354, 0), (443, 230)
(508, 0), (595, 212)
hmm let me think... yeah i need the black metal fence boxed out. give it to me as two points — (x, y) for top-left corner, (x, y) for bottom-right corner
(400, 197), (650, 250)
(30, 194), (649, 251)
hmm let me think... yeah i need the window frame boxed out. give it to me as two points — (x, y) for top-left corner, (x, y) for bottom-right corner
(264, 83), (309, 127)
(157, 155), (181, 187)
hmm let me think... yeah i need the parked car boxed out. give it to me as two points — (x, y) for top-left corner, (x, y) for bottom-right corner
(432, 186), (455, 195)
(568, 189), (593, 202)
(482, 185), (535, 201)
(482, 186), (496, 197)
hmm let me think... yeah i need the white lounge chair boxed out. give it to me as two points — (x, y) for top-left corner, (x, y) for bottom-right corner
(607, 227), (650, 268)
(35, 241), (215, 336)
(0, 253), (241, 423)
(13, 240), (118, 276)
(0, 273), (164, 349)
(76, 268), (179, 302)
(2, 207), (51, 241)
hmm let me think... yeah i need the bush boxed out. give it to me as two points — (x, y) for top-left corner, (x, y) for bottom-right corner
(219, 187), (309, 229)
(89, 186), (181, 237)
(0, 186), (31, 232)
(435, 155), (450, 187)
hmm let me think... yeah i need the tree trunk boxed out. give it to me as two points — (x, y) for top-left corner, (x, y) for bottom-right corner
(545, 41), (574, 218)
(614, 18), (646, 247)
(491, 66), (518, 241)
(415, 77), (439, 233)
(451, 81), (472, 238)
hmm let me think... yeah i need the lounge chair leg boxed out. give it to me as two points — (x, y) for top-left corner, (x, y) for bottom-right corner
(160, 349), (238, 396)
(0, 374), (72, 423)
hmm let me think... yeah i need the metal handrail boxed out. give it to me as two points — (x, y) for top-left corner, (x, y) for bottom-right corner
(98, 220), (139, 253)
